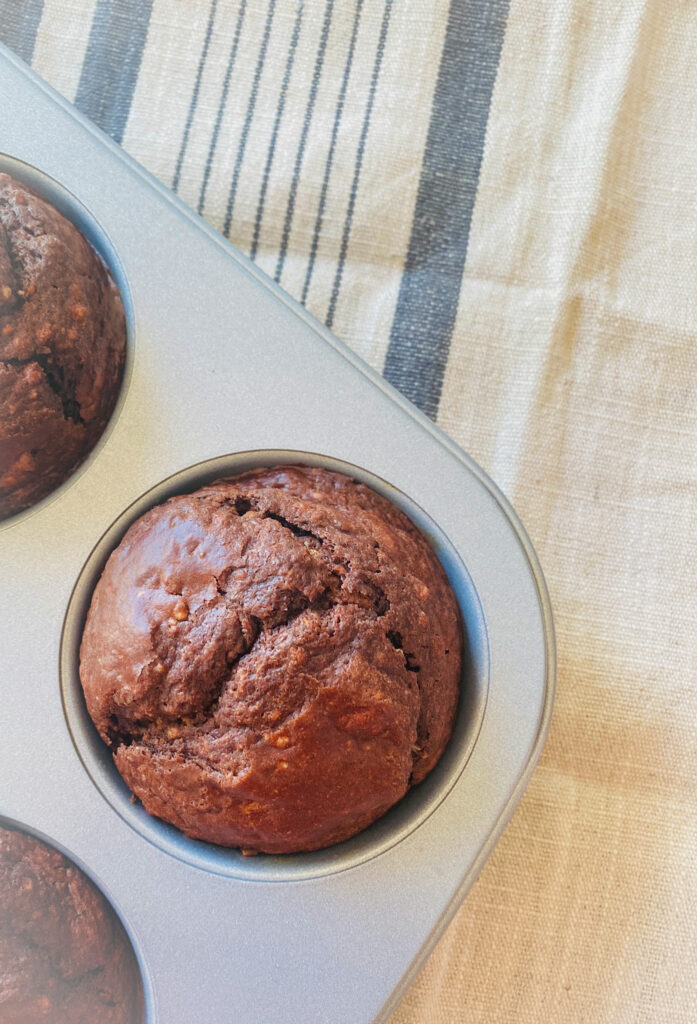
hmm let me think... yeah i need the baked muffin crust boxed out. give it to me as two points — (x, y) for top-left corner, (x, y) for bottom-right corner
(80, 466), (462, 854)
(0, 173), (126, 519)
(0, 827), (141, 1023)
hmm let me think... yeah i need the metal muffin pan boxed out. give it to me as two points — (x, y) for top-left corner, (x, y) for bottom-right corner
(0, 45), (555, 1024)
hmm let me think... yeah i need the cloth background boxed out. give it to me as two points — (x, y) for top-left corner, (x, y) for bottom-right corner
(2, 2), (696, 1021)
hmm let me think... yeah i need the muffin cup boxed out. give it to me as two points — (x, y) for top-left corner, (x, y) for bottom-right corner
(62, 451), (489, 881)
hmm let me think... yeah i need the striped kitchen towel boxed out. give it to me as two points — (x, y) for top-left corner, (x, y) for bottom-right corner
(2, 2), (697, 1023)
(0, 0), (507, 423)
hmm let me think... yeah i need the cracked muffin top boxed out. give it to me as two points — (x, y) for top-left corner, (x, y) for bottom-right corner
(79, 465), (462, 854)
(0, 826), (142, 1023)
(0, 173), (126, 520)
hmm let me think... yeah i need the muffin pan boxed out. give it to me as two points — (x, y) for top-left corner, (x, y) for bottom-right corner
(0, 44), (555, 1024)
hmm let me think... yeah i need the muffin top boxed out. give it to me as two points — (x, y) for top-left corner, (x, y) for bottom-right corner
(80, 465), (462, 854)
(0, 827), (141, 1023)
(0, 173), (126, 520)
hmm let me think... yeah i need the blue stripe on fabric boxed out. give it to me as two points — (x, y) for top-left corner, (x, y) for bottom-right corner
(250, 0), (304, 262)
(383, 0), (509, 419)
(172, 0), (219, 194)
(223, 0), (276, 238)
(75, 0), (154, 145)
(274, 0), (334, 284)
(301, 0), (363, 308)
(198, 0), (248, 217)
(325, 0), (392, 329)
(0, 0), (44, 64)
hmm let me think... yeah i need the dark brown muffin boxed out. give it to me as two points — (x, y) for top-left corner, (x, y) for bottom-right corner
(0, 826), (142, 1023)
(0, 173), (126, 520)
(79, 465), (462, 854)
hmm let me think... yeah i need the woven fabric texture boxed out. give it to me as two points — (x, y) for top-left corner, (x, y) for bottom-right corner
(1, 2), (696, 1022)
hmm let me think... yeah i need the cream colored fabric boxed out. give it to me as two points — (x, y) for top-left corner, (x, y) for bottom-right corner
(6, 1), (697, 1020)
(397, 2), (697, 1021)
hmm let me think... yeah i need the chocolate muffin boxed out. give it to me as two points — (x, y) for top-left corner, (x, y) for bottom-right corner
(79, 465), (462, 854)
(0, 826), (141, 1023)
(0, 173), (126, 520)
